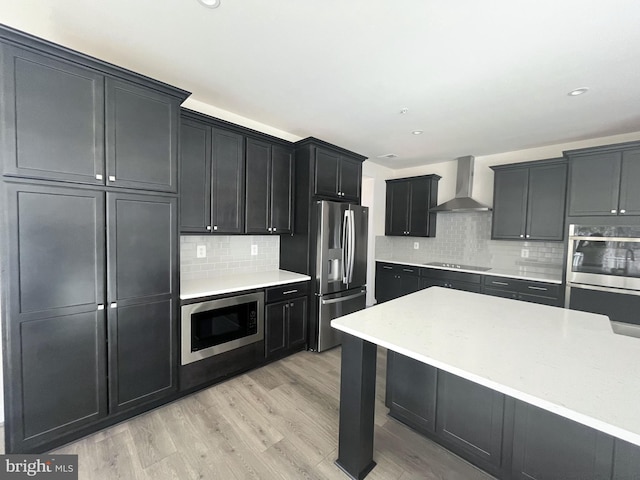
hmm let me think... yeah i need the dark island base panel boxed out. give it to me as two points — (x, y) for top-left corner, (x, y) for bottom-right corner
(336, 335), (377, 480)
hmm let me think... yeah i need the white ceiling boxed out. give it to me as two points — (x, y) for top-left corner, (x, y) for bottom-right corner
(3, 1), (640, 168)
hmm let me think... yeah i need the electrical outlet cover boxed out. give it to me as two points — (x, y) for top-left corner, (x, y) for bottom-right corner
(413, 242), (419, 250)
(251, 244), (258, 256)
(196, 245), (207, 258)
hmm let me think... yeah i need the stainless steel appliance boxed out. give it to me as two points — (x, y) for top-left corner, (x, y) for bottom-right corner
(565, 224), (640, 325)
(181, 292), (264, 365)
(314, 200), (368, 352)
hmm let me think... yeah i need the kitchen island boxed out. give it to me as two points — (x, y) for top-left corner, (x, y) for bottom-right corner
(331, 287), (640, 479)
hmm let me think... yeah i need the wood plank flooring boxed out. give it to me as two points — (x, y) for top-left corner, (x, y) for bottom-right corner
(7, 348), (496, 479)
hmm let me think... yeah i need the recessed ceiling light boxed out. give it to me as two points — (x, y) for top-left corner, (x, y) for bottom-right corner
(412, 130), (424, 135)
(568, 88), (588, 96)
(399, 108), (409, 114)
(198, 0), (221, 8)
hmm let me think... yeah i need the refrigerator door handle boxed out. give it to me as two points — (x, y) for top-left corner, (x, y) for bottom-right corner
(342, 210), (349, 284)
(348, 210), (356, 283)
(321, 290), (367, 305)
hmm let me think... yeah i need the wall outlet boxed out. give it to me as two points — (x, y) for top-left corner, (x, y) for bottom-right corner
(413, 242), (420, 250)
(251, 244), (258, 256)
(196, 245), (207, 258)
(521, 248), (529, 258)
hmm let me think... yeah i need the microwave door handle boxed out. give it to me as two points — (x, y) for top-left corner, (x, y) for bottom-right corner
(342, 210), (349, 284)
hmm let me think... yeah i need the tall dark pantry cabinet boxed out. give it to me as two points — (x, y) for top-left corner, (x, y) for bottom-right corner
(0, 26), (190, 453)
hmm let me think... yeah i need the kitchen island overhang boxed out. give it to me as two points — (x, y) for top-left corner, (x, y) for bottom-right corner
(331, 286), (640, 479)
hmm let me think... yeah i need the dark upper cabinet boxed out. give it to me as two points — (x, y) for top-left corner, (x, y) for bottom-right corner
(385, 175), (440, 237)
(211, 127), (245, 233)
(491, 159), (567, 241)
(566, 142), (640, 217)
(179, 113), (245, 234)
(511, 401), (614, 480)
(179, 119), (211, 232)
(245, 138), (294, 234)
(105, 79), (179, 193)
(1, 43), (186, 192)
(313, 146), (363, 201)
(3, 183), (178, 452)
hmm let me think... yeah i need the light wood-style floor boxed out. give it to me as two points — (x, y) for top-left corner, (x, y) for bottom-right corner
(26, 348), (492, 479)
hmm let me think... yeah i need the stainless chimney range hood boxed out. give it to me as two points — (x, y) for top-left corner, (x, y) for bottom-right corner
(430, 155), (491, 212)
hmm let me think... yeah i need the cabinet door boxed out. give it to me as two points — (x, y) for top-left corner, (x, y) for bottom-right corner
(511, 402), (614, 480)
(436, 371), (505, 471)
(287, 296), (307, 349)
(492, 168), (528, 239)
(568, 152), (621, 216)
(245, 138), (271, 233)
(385, 181), (409, 235)
(314, 147), (340, 197)
(618, 149), (640, 215)
(407, 178), (430, 236)
(388, 352), (437, 433)
(398, 268), (421, 297)
(612, 439), (640, 479)
(270, 145), (294, 234)
(1, 45), (104, 185)
(4, 184), (107, 451)
(265, 302), (287, 358)
(375, 264), (397, 303)
(339, 156), (362, 201)
(526, 163), (567, 240)
(211, 127), (245, 233)
(180, 119), (211, 233)
(107, 193), (177, 412)
(106, 79), (179, 193)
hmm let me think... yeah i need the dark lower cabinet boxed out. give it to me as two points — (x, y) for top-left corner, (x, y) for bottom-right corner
(612, 439), (640, 479)
(265, 291), (307, 360)
(483, 276), (562, 307)
(436, 371), (506, 476)
(387, 352), (437, 433)
(375, 263), (421, 303)
(420, 268), (483, 293)
(511, 402), (614, 480)
(3, 183), (178, 452)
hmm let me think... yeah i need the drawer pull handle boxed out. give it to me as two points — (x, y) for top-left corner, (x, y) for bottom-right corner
(402, 268), (414, 273)
(492, 281), (509, 286)
(527, 286), (548, 291)
(282, 289), (298, 295)
(383, 266), (393, 270)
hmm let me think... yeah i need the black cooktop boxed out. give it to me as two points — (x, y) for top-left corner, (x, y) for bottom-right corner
(423, 262), (492, 272)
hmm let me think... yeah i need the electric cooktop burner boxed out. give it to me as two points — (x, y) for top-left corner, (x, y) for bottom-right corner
(423, 262), (492, 272)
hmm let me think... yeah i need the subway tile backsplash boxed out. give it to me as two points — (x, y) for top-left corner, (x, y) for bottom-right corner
(376, 212), (564, 271)
(180, 235), (280, 280)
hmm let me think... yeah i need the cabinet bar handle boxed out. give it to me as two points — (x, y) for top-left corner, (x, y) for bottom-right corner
(282, 289), (298, 295)
(492, 281), (509, 286)
(527, 286), (548, 291)
(97, 304), (105, 310)
(382, 266), (393, 270)
(402, 268), (414, 273)
(108, 175), (116, 182)
(95, 174), (103, 180)
(110, 303), (117, 309)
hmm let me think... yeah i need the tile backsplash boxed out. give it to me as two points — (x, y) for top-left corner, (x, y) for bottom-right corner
(376, 212), (564, 271)
(181, 235), (279, 280)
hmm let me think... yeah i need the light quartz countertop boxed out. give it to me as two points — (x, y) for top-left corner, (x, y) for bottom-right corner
(181, 270), (311, 300)
(332, 287), (640, 447)
(376, 258), (563, 284)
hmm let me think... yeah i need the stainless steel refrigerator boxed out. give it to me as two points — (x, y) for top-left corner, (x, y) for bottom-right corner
(314, 200), (368, 352)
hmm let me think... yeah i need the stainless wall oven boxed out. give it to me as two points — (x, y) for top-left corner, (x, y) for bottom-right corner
(181, 292), (264, 365)
(566, 224), (640, 326)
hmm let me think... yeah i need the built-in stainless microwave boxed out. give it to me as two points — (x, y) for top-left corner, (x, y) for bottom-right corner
(181, 292), (264, 365)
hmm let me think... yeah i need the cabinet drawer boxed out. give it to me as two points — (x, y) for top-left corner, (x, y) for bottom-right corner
(266, 281), (309, 303)
(483, 276), (560, 298)
(376, 262), (420, 276)
(420, 268), (482, 284)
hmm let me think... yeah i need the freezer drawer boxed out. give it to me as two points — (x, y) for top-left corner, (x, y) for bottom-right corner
(317, 288), (366, 352)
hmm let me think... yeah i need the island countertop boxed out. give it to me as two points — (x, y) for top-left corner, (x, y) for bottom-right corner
(331, 287), (640, 447)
